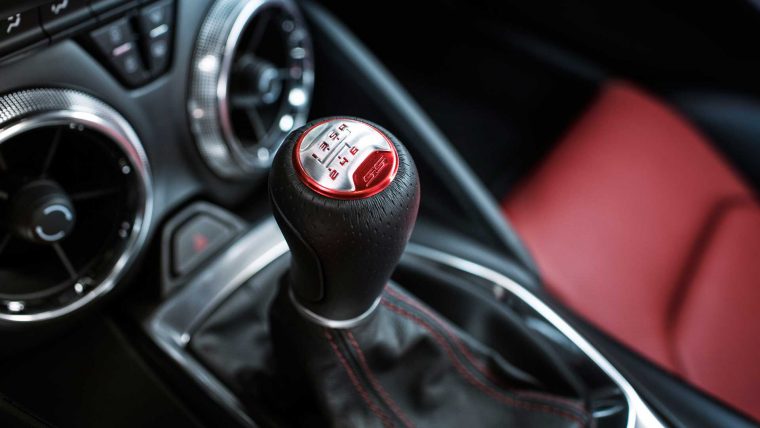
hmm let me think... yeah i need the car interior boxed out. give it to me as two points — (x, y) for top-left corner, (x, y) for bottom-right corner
(0, 0), (758, 427)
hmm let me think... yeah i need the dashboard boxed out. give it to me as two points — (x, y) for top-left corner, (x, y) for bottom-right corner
(0, 0), (315, 325)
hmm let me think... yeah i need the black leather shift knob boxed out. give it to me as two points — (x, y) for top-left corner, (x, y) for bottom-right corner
(269, 117), (420, 323)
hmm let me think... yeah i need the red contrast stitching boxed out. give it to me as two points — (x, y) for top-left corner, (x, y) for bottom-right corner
(386, 288), (495, 376)
(385, 287), (587, 410)
(346, 331), (415, 428)
(324, 329), (394, 428)
(381, 299), (586, 428)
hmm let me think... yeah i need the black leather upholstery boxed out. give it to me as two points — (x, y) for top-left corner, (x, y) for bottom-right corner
(190, 256), (591, 427)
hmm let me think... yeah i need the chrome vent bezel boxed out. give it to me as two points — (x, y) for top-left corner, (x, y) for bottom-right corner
(0, 88), (153, 323)
(188, 0), (314, 179)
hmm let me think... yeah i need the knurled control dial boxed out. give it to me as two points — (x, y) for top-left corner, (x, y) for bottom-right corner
(294, 118), (399, 199)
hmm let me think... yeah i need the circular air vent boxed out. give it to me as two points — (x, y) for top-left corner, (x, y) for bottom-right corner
(189, 0), (314, 179)
(0, 89), (152, 323)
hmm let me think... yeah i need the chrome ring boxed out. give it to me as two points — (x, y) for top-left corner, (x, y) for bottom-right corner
(0, 88), (153, 323)
(188, 0), (314, 179)
(289, 286), (381, 329)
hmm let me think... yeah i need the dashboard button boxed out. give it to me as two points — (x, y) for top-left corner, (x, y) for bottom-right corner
(91, 20), (148, 86)
(145, 34), (169, 73)
(0, 9), (47, 55)
(91, 17), (134, 51)
(111, 42), (149, 85)
(137, 0), (173, 74)
(137, 0), (173, 33)
(172, 214), (236, 277)
(39, 0), (92, 35)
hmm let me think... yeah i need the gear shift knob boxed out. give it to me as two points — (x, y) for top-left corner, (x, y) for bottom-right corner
(269, 117), (420, 325)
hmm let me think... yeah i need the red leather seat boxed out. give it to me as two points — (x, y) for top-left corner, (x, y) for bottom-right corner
(503, 81), (760, 420)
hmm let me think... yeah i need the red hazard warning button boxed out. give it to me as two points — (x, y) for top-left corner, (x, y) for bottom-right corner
(172, 214), (235, 277)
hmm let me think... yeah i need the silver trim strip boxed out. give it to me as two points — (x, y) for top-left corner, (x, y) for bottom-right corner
(289, 287), (381, 329)
(148, 218), (288, 427)
(150, 217), (288, 347)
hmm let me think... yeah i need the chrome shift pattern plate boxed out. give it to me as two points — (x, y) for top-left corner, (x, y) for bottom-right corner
(294, 118), (398, 199)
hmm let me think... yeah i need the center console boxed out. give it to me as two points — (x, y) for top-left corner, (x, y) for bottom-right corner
(147, 117), (663, 427)
(149, 220), (663, 427)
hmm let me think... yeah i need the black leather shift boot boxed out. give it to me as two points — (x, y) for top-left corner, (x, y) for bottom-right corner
(191, 257), (591, 427)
